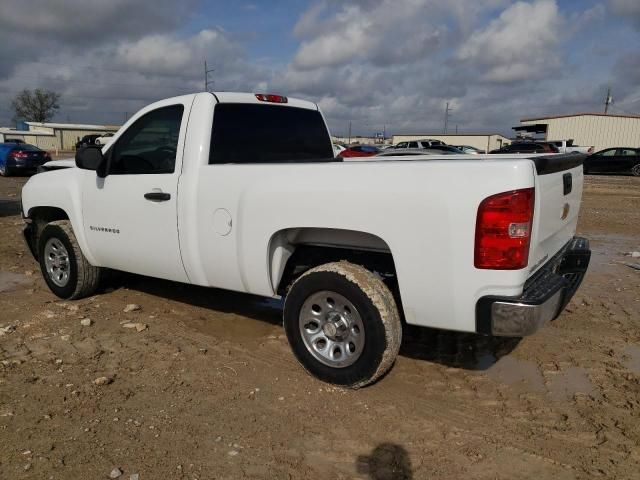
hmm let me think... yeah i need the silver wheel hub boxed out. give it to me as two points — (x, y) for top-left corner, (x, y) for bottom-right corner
(299, 291), (365, 368)
(44, 238), (70, 288)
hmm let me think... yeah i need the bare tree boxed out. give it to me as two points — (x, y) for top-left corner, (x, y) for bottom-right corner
(11, 89), (61, 123)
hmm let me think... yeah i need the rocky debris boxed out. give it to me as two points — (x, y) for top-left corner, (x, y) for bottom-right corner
(60, 334), (71, 341)
(130, 474), (139, 480)
(228, 450), (239, 457)
(123, 304), (141, 313)
(80, 318), (93, 327)
(0, 324), (16, 336)
(625, 251), (640, 258)
(122, 322), (148, 332)
(109, 467), (123, 478)
(94, 376), (113, 386)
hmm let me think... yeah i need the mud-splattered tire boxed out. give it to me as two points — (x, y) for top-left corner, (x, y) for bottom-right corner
(283, 261), (402, 388)
(38, 220), (102, 300)
(631, 164), (640, 177)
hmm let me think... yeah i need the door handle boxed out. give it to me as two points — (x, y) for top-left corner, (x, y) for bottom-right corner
(144, 192), (171, 201)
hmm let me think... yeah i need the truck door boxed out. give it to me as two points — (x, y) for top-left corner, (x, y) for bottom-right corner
(80, 102), (191, 283)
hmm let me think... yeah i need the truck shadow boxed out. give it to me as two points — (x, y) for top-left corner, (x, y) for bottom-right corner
(119, 273), (284, 326)
(401, 325), (521, 371)
(0, 199), (21, 217)
(117, 274), (520, 371)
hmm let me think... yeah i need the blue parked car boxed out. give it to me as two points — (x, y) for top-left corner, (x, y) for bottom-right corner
(0, 143), (51, 176)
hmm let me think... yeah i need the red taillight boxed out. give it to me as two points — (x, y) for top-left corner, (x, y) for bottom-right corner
(255, 93), (288, 103)
(474, 188), (535, 270)
(9, 150), (28, 159)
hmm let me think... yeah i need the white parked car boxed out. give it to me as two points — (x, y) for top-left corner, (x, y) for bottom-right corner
(332, 143), (346, 156)
(394, 139), (446, 149)
(21, 92), (591, 388)
(94, 132), (115, 146)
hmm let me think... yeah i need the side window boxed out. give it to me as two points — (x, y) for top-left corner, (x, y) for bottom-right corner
(598, 149), (615, 156)
(408, 141), (418, 148)
(108, 105), (183, 175)
(397, 142), (408, 148)
(618, 149), (636, 156)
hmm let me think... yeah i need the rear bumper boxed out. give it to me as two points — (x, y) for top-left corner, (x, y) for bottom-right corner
(476, 237), (590, 336)
(6, 159), (47, 171)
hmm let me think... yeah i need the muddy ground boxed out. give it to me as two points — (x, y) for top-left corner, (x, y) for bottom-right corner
(0, 171), (639, 479)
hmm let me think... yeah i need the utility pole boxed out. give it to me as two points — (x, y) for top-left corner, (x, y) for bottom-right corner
(348, 121), (352, 144)
(204, 60), (215, 92)
(604, 87), (612, 114)
(444, 102), (452, 134)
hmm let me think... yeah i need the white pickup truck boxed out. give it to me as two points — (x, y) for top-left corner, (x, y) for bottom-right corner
(20, 92), (591, 387)
(549, 139), (594, 154)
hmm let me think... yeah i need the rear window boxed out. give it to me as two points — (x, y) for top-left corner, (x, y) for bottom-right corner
(209, 103), (334, 164)
(16, 144), (41, 152)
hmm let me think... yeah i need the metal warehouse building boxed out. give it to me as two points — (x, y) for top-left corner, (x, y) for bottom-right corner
(517, 113), (640, 152)
(0, 122), (120, 151)
(390, 133), (511, 152)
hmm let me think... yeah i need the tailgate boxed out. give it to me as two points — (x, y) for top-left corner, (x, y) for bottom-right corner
(528, 154), (585, 275)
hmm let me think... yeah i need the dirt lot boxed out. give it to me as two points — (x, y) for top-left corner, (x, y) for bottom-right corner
(1, 172), (639, 479)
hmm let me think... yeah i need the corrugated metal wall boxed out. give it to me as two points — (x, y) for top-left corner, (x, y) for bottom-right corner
(1, 134), (57, 150)
(521, 116), (640, 151)
(61, 129), (108, 150)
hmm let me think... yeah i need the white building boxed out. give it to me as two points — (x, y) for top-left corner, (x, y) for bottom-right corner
(517, 113), (640, 151)
(390, 133), (510, 152)
(0, 122), (120, 151)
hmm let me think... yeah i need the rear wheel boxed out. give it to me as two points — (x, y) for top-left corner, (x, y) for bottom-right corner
(38, 220), (103, 299)
(632, 164), (640, 177)
(283, 261), (402, 388)
(0, 162), (11, 176)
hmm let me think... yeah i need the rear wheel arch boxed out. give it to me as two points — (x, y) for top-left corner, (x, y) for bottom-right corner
(268, 228), (402, 309)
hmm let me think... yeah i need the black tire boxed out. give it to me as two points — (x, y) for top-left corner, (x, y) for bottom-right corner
(38, 220), (102, 299)
(631, 164), (640, 177)
(0, 163), (11, 176)
(283, 261), (402, 388)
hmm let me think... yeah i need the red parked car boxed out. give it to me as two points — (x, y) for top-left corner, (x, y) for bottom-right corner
(339, 145), (380, 158)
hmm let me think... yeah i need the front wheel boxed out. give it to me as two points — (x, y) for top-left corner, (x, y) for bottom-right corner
(283, 261), (402, 388)
(38, 220), (103, 299)
(632, 164), (640, 177)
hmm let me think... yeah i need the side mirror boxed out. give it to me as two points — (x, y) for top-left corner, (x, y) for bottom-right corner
(76, 146), (108, 178)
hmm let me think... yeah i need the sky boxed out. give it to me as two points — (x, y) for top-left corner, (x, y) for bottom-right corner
(0, 0), (639, 137)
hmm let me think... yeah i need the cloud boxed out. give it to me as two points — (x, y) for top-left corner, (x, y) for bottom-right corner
(610, 0), (640, 28)
(457, 0), (563, 83)
(115, 30), (245, 77)
(0, 0), (198, 79)
(0, 26), (270, 126)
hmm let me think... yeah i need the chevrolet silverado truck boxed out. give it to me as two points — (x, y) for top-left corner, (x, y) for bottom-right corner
(20, 92), (591, 388)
